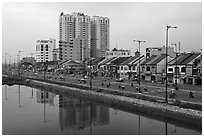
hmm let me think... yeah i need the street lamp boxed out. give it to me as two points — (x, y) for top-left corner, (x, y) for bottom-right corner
(4, 53), (8, 71)
(18, 50), (24, 76)
(165, 25), (177, 103)
(133, 40), (145, 86)
(89, 58), (93, 89)
(9, 55), (11, 71)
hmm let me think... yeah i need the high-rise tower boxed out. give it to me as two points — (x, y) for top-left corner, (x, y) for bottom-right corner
(59, 12), (91, 62)
(91, 16), (110, 58)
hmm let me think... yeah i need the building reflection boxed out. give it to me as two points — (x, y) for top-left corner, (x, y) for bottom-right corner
(36, 89), (55, 106)
(59, 95), (109, 131)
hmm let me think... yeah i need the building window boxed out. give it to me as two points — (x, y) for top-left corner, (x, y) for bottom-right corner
(181, 67), (186, 73)
(168, 68), (173, 71)
(146, 66), (150, 71)
(121, 66), (123, 70)
(175, 67), (179, 74)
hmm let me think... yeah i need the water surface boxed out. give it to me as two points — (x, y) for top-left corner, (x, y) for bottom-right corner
(2, 85), (201, 135)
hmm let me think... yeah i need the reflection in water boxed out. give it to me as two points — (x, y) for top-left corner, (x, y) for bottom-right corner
(18, 85), (22, 108)
(2, 85), (201, 135)
(36, 89), (55, 106)
(31, 88), (34, 98)
(59, 95), (109, 131)
(36, 90), (56, 123)
(5, 85), (8, 100)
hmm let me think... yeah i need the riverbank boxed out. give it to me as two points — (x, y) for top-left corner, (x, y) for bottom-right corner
(2, 75), (202, 127)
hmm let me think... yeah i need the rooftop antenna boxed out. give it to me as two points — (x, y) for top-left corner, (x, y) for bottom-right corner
(116, 42), (118, 50)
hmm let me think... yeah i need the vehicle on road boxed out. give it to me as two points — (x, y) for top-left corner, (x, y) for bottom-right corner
(116, 78), (124, 82)
(60, 75), (64, 81)
(84, 75), (89, 79)
(132, 77), (138, 81)
(79, 78), (86, 83)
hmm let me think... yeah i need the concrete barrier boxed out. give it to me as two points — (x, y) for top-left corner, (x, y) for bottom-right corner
(27, 79), (201, 127)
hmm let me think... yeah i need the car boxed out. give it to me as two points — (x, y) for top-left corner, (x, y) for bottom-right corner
(132, 77), (138, 81)
(84, 75), (89, 79)
(34, 72), (38, 76)
(60, 75), (64, 81)
(79, 78), (86, 83)
(116, 78), (124, 82)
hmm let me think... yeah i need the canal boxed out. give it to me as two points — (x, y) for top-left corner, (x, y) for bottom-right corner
(2, 85), (201, 135)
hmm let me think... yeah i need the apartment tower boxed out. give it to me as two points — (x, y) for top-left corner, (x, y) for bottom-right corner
(91, 16), (110, 58)
(59, 12), (91, 62)
(35, 38), (56, 62)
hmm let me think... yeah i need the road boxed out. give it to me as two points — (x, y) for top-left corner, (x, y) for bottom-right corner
(4, 69), (202, 103)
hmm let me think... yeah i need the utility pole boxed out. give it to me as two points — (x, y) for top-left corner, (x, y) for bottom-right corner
(133, 40), (145, 86)
(18, 51), (23, 76)
(165, 25), (177, 103)
(5, 53), (7, 70)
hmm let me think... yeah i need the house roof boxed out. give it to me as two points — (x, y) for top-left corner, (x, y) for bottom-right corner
(90, 57), (106, 65)
(168, 53), (199, 65)
(181, 53), (200, 65)
(174, 53), (192, 65)
(168, 53), (185, 65)
(120, 54), (140, 65)
(99, 57), (116, 65)
(150, 54), (166, 65)
(141, 55), (157, 65)
(146, 55), (160, 65)
(110, 56), (132, 65)
(59, 60), (80, 65)
(131, 55), (145, 65)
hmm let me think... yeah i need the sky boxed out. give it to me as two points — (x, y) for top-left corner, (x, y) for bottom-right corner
(2, 2), (202, 61)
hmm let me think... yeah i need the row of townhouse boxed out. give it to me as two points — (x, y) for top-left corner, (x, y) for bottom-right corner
(90, 52), (202, 85)
(167, 52), (201, 85)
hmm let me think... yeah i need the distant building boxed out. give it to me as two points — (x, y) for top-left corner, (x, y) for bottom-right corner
(21, 57), (36, 65)
(53, 48), (60, 61)
(105, 48), (131, 58)
(59, 12), (91, 62)
(146, 46), (175, 58)
(91, 16), (110, 58)
(36, 38), (56, 62)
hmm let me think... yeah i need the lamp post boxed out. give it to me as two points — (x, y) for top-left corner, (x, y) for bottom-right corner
(165, 25), (177, 103)
(88, 38), (98, 89)
(4, 53), (8, 71)
(133, 40), (145, 85)
(9, 55), (11, 71)
(18, 51), (24, 76)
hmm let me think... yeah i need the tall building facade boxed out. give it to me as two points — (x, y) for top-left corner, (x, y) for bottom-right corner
(59, 12), (110, 62)
(35, 38), (56, 62)
(59, 12), (91, 62)
(91, 16), (110, 58)
(53, 48), (60, 61)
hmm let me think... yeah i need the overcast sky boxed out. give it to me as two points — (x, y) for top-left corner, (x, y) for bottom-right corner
(2, 2), (202, 61)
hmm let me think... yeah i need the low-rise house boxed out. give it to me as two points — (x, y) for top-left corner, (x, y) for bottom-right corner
(98, 57), (117, 76)
(167, 52), (201, 84)
(58, 60), (83, 74)
(141, 54), (173, 82)
(118, 54), (145, 79)
(108, 56), (131, 78)
(88, 57), (106, 75)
